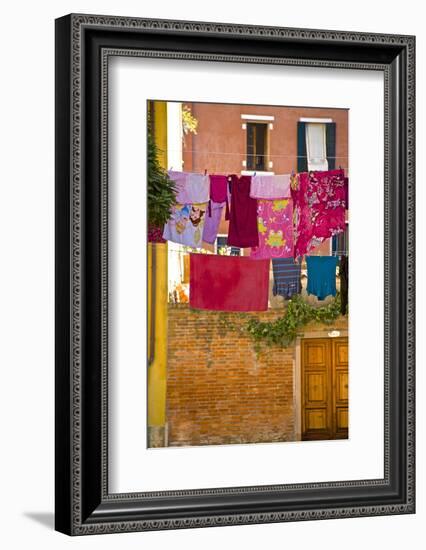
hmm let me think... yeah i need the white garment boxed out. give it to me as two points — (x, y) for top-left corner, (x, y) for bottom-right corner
(305, 123), (329, 172)
(168, 170), (210, 203)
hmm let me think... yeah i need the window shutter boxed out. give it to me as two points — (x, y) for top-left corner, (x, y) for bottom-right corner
(297, 122), (308, 172)
(326, 122), (336, 170)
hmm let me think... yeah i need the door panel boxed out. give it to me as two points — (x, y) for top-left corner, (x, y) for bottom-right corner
(305, 409), (328, 431)
(335, 371), (348, 402)
(335, 341), (348, 364)
(305, 372), (327, 402)
(302, 337), (348, 440)
(305, 343), (327, 366)
(336, 407), (348, 430)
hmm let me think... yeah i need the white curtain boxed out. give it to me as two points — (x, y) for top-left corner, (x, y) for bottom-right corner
(305, 123), (328, 171)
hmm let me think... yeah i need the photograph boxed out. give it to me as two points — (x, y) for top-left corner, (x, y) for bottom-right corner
(147, 100), (349, 448)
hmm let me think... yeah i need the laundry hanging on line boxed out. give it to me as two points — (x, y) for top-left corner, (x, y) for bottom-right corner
(339, 254), (349, 314)
(208, 174), (230, 217)
(250, 198), (294, 260)
(189, 253), (270, 312)
(227, 174), (259, 248)
(162, 202), (208, 248)
(250, 173), (292, 200)
(201, 174), (230, 244)
(271, 257), (302, 299)
(291, 169), (347, 259)
(162, 168), (349, 265)
(306, 255), (338, 300)
(202, 200), (226, 244)
(168, 170), (210, 204)
(163, 169), (296, 252)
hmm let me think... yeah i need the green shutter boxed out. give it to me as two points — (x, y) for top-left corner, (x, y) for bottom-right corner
(326, 122), (336, 170)
(297, 122), (308, 172)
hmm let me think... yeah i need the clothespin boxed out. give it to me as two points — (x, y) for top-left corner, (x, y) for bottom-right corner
(253, 171), (256, 177)
(204, 168), (207, 175)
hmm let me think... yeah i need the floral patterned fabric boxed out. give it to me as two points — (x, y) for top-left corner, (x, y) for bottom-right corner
(250, 199), (294, 260)
(162, 202), (208, 248)
(291, 169), (347, 258)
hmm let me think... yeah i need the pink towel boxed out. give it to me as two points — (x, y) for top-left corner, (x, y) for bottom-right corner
(250, 174), (291, 199)
(190, 254), (269, 312)
(168, 170), (210, 204)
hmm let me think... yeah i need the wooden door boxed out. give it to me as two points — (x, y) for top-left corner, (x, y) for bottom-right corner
(301, 337), (348, 440)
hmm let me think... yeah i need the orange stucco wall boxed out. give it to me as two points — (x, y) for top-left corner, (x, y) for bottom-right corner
(183, 102), (348, 175)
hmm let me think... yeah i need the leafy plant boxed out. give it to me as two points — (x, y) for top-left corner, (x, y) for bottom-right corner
(246, 293), (342, 349)
(147, 120), (177, 229)
(182, 105), (198, 137)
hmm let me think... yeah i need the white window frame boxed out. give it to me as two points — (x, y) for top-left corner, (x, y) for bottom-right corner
(299, 117), (333, 123)
(241, 114), (275, 121)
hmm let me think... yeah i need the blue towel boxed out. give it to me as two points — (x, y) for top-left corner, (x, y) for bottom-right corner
(306, 256), (338, 300)
(272, 258), (301, 299)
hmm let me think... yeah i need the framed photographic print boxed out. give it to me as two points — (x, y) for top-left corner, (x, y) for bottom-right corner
(55, 14), (415, 535)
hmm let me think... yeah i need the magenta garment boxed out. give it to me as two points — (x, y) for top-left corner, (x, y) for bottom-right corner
(207, 174), (230, 220)
(291, 169), (347, 258)
(190, 253), (269, 312)
(202, 201), (225, 244)
(250, 199), (294, 260)
(227, 175), (259, 248)
(209, 174), (229, 202)
(250, 174), (291, 199)
(167, 170), (210, 204)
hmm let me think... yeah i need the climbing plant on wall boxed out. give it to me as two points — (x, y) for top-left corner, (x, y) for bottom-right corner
(147, 117), (176, 242)
(246, 293), (343, 349)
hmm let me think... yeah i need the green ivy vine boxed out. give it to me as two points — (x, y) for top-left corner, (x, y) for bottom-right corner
(246, 293), (343, 349)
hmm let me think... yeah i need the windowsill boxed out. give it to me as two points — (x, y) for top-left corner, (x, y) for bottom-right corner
(241, 170), (275, 176)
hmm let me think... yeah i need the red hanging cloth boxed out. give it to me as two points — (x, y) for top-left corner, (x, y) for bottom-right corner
(189, 253), (269, 312)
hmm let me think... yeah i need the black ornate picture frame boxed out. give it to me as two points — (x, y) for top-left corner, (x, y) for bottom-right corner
(55, 14), (415, 535)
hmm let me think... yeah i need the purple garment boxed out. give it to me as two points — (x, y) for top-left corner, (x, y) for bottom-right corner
(202, 201), (225, 244)
(227, 175), (259, 248)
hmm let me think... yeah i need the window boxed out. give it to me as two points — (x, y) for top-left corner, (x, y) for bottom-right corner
(305, 123), (328, 171)
(216, 235), (241, 256)
(297, 120), (336, 172)
(246, 122), (267, 171)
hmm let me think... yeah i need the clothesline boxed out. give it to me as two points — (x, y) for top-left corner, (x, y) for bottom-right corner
(165, 149), (349, 159)
(162, 169), (348, 260)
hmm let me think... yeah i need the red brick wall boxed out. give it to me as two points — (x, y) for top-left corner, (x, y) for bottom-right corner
(166, 305), (347, 447)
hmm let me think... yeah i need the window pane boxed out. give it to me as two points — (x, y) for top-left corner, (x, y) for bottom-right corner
(247, 122), (267, 171)
(306, 123), (328, 171)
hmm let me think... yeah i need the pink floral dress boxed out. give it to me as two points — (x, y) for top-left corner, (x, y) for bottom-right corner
(291, 169), (347, 259)
(250, 198), (294, 260)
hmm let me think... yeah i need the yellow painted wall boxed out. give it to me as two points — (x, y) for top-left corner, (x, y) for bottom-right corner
(147, 101), (168, 433)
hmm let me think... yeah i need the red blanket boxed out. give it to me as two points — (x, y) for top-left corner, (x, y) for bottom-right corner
(189, 253), (269, 311)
